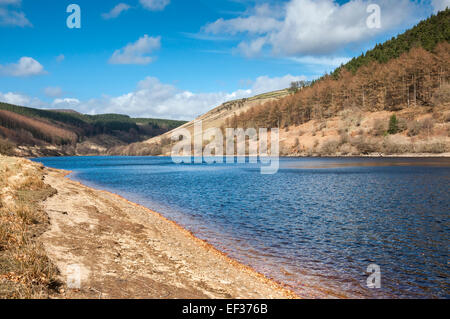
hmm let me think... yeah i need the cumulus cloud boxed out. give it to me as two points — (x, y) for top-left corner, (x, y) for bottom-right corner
(432, 0), (450, 13)
(105, 77), (246, 119)
(203, 0), (424, 57)
(44, 86), (63, 98)
(0, 57), (46, 77)
(52, 98), (81, 108)
(0, 91), (45, 107)
(1, 74), (306, 119)
(290, 56), (351, 69)
(236, 37), (267, 58)
(109, 35), (161, 65)
(0, 91), (29, 105)
(139, 0), (170, 11)
(102, 3), (131, 19)
(249, 74), (307, 95)
(0, 0), (31, 27)
(204, 3), (284, 36)
(51, 74), (306, 120)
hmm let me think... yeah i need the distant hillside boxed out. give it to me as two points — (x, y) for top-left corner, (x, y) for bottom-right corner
(47, 109), (81, 114)
(109, 89), (292, 156)
(0, 102), (186, 157)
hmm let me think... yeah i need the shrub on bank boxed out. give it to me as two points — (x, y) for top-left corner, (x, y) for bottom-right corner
(320, 140), (342, 155)
(351, 137), (379, 154)
(0, 139), (14, 156)
(388, 115), (399, 135)
(372, 119), (387, 136)
(415, 142), (448, 154)
(407, 117), (435, 136)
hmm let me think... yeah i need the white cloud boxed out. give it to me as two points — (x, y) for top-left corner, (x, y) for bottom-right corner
(291, 56), (351, 67)
(0, 91), (45, 107)
(0, 92), (29, 105)
(289, 56), (352, 75)
(432, 0), (450, 13)
(57, 74), (306, 120)
(139, 0), (170, 11)
(203, 0), (425, 57)
(56, 54), (65, 62)
(109, 35), (161, 65)
(0, 0), (31, 27)
(52, 98), (81, 108)
(204, 3), (284, 36)
(249, 74), (307, 95)
(102, 3), (131, 19)
(0, 7), (30, 27)
(1, 74), (306, 119)
(0, 0), (21, 5)
(44, 86), (63, 98)
(82, 77), (249, 119)
(236, 37), (266, 58)
(0, 57), (46, 77)
(205, 16), (282, 36)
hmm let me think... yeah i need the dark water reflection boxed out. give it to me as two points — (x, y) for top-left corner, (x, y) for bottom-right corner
(33, 157), (450, 298)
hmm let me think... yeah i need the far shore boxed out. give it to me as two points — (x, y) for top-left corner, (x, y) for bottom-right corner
(25, 152), (450, 159)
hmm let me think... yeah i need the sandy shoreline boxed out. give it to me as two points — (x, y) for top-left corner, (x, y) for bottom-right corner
(38, 164), (297, 299)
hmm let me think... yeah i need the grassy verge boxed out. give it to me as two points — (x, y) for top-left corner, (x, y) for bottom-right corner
(0, 156), (61, 298)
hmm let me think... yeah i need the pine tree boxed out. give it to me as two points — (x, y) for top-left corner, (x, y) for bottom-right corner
(388, 115), (399, 134)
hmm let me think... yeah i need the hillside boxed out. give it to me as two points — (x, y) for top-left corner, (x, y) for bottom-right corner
(0, 102), (186, 157)
(122, 9), (450, 157)
(109, 89), (292, 156)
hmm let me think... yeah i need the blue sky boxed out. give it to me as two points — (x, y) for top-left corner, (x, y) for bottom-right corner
(0, 0), (448, 119)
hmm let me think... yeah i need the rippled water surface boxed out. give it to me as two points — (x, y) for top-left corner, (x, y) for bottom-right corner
(33, 157), (449, 298)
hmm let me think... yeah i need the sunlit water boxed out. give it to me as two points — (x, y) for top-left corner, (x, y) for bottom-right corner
(33, 156), (449, 298)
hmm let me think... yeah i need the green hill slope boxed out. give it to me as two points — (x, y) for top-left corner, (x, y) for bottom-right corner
(0, 102), (186, 157)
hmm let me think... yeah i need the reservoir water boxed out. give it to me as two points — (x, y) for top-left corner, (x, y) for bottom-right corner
(33, 156), (449, 298)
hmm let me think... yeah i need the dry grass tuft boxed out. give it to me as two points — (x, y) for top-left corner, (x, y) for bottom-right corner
(0, 156), (61, 299)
